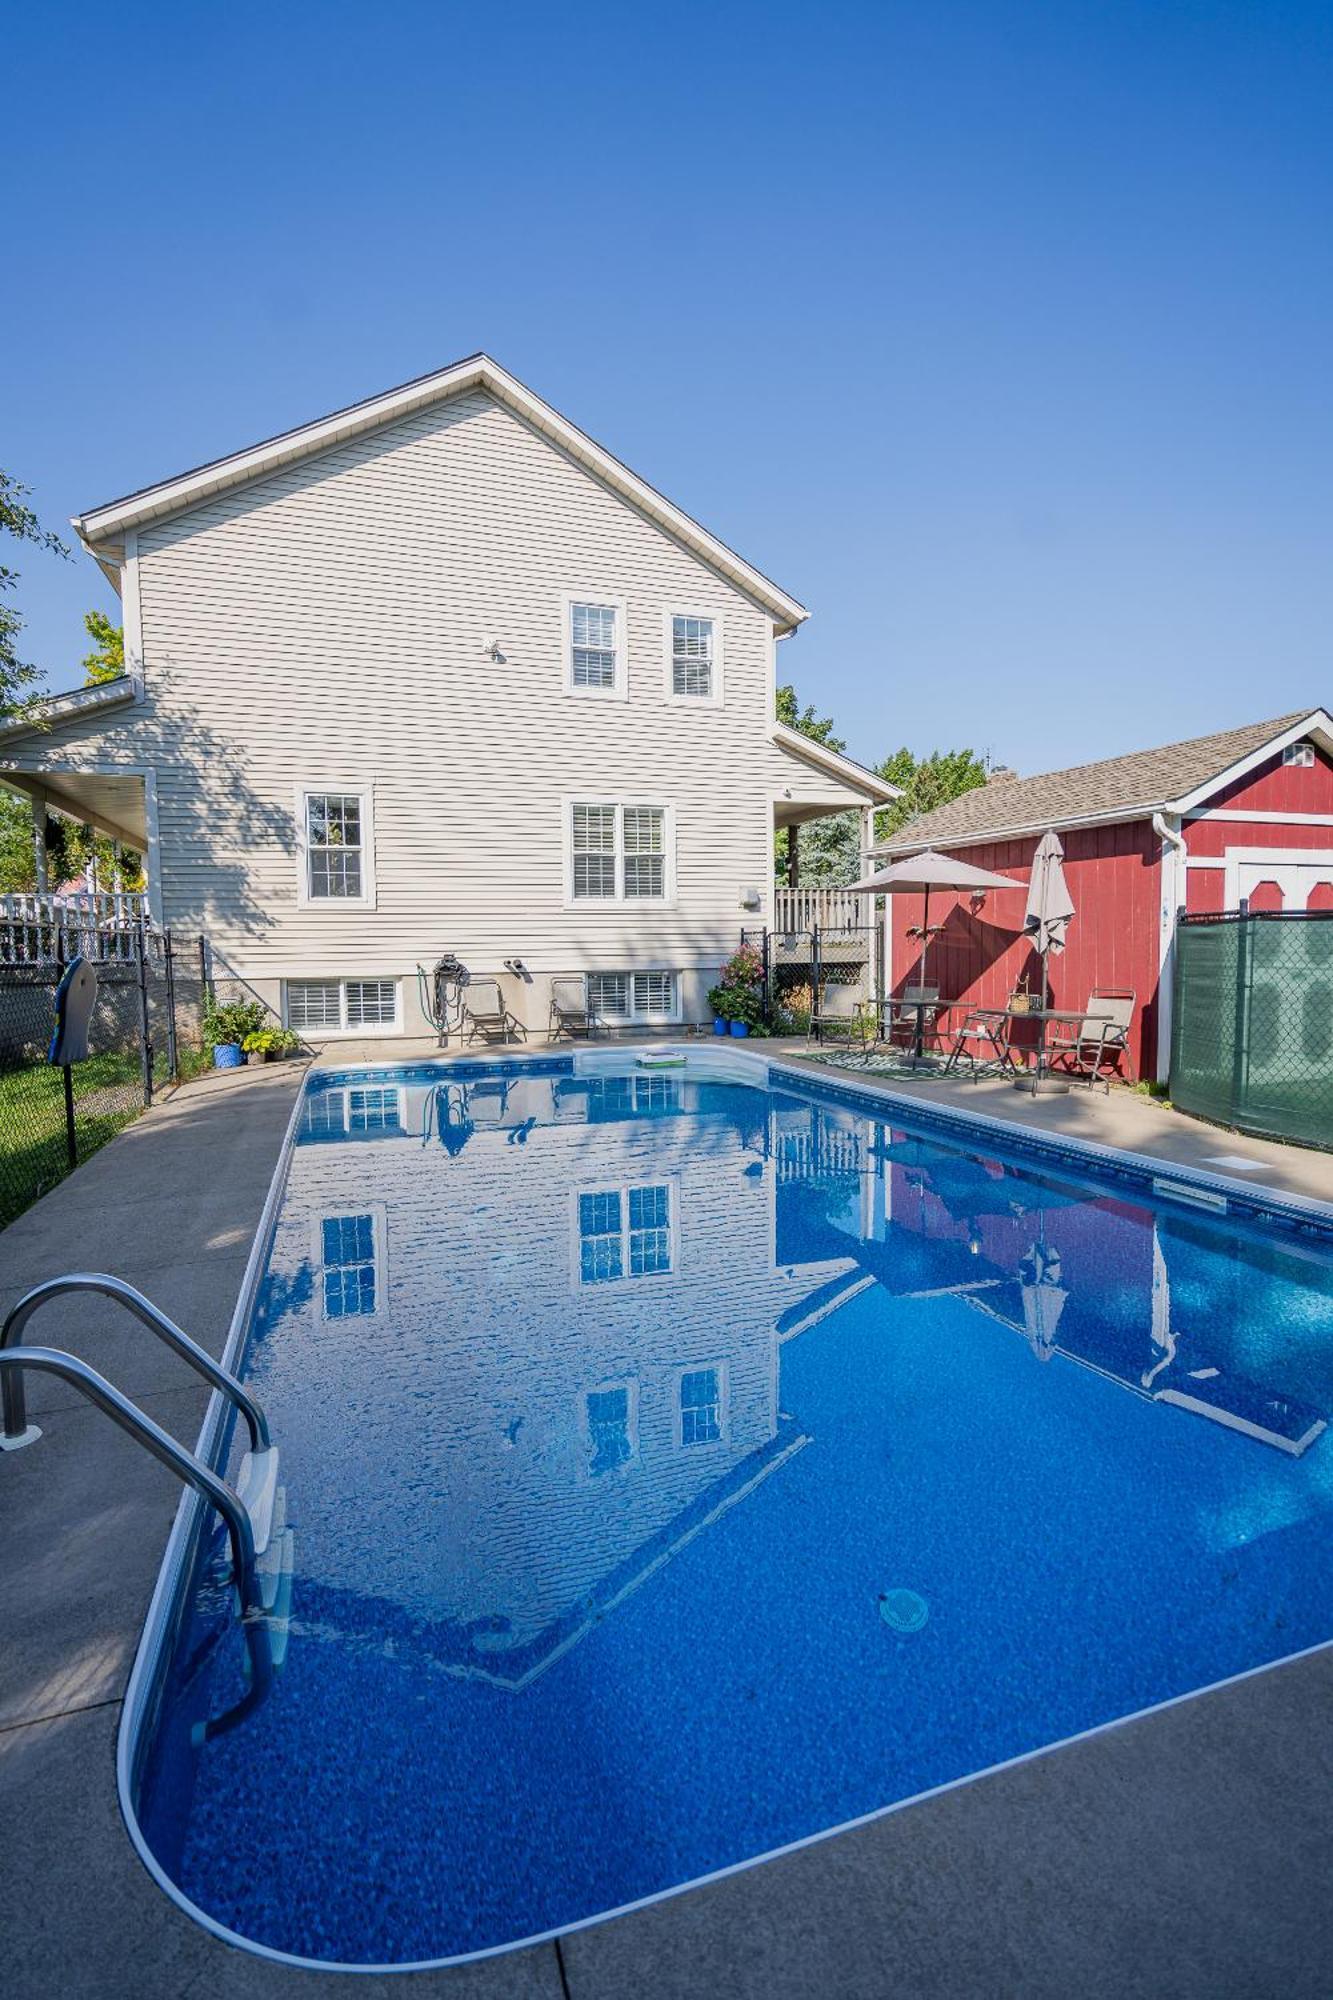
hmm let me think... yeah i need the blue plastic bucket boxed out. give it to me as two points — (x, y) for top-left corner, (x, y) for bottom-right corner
(713, 1018), (728, 1036)
(730, 1021), (749, 1038)
(213, 1043), (243, 1069)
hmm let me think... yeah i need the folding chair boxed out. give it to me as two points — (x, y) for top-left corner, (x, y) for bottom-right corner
(549, 975), (594, 1040)
(809, 981), (869, 1048)
(460, 978), (523, 1046)
(1045, 988), (1136, 1089)
(942, 1005), (1016, 1081)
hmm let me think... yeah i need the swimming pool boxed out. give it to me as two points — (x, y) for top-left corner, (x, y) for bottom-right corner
(121, 1049), (1333, 1970)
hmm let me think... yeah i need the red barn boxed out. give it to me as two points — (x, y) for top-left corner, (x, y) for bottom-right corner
(875, 708), (1333, 1083)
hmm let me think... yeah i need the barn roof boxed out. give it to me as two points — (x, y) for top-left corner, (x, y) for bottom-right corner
(876, 709), (1332, 856)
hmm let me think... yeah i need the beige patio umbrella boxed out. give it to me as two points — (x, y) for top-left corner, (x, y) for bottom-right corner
(848, 850), (1023, 991)
(1022, 829), (1075, 1010)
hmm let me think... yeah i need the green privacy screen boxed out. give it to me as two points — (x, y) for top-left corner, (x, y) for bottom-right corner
(1171, 912), (1333, 1150)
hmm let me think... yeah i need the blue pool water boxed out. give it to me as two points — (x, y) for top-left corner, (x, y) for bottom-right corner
(130, 1057), (1333, 1967)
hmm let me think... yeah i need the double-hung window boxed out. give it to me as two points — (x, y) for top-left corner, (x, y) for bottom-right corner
(666, 613), (721, 704)
(585, 970), (681, 1025)
(317, 1207), (386, 1320)
(574, 1181), (676, 1285)
(297, 784), (375, 905)
(584, 1383), (638, 1476)
(568, 801), (672, 904)
(679, 1364), (726, 1446)
(565, 596), (626, 698)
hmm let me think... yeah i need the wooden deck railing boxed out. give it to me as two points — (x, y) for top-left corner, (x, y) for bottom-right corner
(0, 890), (151, 964)
(772, 885), (869, 934)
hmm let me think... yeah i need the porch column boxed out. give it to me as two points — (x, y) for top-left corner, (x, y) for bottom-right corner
(30, 788), (49, 892)
(787, 822), (800, 887)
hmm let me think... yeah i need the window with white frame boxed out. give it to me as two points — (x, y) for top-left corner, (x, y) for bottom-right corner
(679, 1365), (724, 1446)
(586, 970), (680, 1024)
(347, 1085), (402, 1134)
(286, 977), (399, 1033)
(576, 1182), (675, 1284)
(566, 598), (624, 696)
(1283, 741), (1316, 767)
(305, 793), (365, 899)
(320, 1213), (378, 1319)
(584, 1382), (637, 1476)
(670, 615), (716, 701)
(568, 801), (671, 903)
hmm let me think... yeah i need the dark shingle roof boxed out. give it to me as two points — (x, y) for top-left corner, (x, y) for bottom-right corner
(879, 712), (1316, 854)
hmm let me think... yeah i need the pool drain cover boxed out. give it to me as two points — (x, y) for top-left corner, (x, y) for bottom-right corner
(879, 1588), (929, 1634)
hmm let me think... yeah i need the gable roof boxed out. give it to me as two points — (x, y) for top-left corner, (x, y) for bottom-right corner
(877, 709), (1333, 855)
(772, 722), (902, 804)
(72, 353), (809, 631)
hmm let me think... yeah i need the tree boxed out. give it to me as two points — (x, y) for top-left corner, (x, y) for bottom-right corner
(1, 469), (68, 718)
(82, 608), (124, 684)
(874, 746), (989, 843)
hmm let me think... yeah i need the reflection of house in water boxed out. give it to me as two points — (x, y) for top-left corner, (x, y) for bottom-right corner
(258, 1068), (866, 1687)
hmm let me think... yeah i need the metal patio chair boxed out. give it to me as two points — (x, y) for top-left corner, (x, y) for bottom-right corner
(942, 1004), (1016, 1081)
(1045, 988), (1136, 1089)
(809, 980), (870, 1049)
(460, 978), (523, 1047)
(549, 976), (594, 1040)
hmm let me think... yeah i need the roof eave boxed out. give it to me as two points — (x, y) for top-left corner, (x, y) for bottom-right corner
(73, 354), (809, 630)
(772, 723), (901, 804)
(1164, 708), (1333, 815)
(0, 675), (138, 745)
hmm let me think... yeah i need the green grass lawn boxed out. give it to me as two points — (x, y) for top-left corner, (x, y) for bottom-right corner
(0, 1046), (208, 1230)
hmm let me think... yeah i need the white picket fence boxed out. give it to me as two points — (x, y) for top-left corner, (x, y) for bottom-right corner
(0, 890), (151, 964)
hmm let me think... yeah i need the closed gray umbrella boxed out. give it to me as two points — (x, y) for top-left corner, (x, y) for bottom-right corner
(1023, 830), (1074, 1009)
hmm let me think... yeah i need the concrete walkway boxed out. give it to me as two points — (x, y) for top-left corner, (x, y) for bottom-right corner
(2, 1054), (1331, 1997)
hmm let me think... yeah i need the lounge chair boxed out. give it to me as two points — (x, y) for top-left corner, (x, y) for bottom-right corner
(549, 975), (594, 1040)
(460, 978), (522, 1046)
(809, 981), (869, 1048)
(1045, 988), (1135, 1088)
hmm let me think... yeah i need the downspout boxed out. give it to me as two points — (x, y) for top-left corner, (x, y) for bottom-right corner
(1152, 810), (1187, 1085)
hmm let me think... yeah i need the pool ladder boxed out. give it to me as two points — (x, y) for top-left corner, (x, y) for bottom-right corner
(0, 1274), (286, 1624)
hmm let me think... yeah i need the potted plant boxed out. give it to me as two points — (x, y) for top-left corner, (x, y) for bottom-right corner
(707, 943), (766, 1038)
(242, 1027), (301, 1065)
(204, 999), (270, 1069)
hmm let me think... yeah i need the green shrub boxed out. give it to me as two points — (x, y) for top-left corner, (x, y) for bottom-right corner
(242, 1027), (301, 1057)
(204, 999), (269, 1050)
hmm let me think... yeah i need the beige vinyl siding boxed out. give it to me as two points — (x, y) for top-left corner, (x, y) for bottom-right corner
(14, 388), (877, 1026)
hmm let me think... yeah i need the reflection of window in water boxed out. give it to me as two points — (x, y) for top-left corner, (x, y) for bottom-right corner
(585, 1074), (681, 1117)
(322, 1214), (377, 1317)
(578, 1183), (674, 1283)
(305, 1090), (347, 1138)
(680, 1365), (723, 1445)
(348, 1086), (401, 1133)
(586, 1383), (636, 1475)
(633, 1074), (680, 1114)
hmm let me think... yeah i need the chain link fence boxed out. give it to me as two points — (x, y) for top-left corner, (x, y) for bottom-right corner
(0, 929), (210, 1229)
(743, 924), (876, 1034)
(1170, 910), (1333, 1150)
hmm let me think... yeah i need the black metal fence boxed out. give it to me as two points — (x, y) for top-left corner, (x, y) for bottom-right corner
(742, 923), (877, 1033)
(0, 929), (210, 1229)
(1170, 910), (1333, 1150)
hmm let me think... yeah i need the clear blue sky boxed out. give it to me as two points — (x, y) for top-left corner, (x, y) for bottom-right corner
(7, 0), (1332, 772)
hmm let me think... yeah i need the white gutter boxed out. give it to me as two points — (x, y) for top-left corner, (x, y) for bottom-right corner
(1151, 809), (1188, 1086)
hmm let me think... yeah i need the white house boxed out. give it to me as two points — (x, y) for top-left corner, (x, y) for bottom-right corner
(0, 355), (894, 1039)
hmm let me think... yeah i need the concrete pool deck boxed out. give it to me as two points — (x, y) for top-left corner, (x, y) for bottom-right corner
(2, 1049), (1331, 1997)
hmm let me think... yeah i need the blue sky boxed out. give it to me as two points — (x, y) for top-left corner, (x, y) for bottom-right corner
(7, 0), (1332, 771)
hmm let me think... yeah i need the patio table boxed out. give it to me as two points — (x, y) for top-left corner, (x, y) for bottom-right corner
(871, 993), (945, 1070)
(1004, 1005), (1115, 1096)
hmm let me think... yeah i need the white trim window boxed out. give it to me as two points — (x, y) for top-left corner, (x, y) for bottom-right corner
(665, 610), (723, 706)
(302, 1085), (405, 1136)
(286, 976), (399, 1035)
(295, 783), (376, 906)
(564, 595), (627, 700)
(678, 1363), (727, 1446)
(567, 800), (674, 905)
(1283, 741), (1317, 768)
(586, 970), (681, 1025)
(315, 1203), (387, 1320)
(582, 1380), (639, 1477)
(573, 1180), (677, 1286)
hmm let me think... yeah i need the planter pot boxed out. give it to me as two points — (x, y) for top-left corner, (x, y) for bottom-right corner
(246, 1050), (269, 1065)
(730, 1021), (750, 1038)
(713, 1018), (729, 1036)
(213, 1043), (243, 1070)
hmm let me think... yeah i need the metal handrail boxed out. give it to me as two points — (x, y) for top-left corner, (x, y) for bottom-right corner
(1, 1274), (270, 1454)
(0, 1347), (260, 1609)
